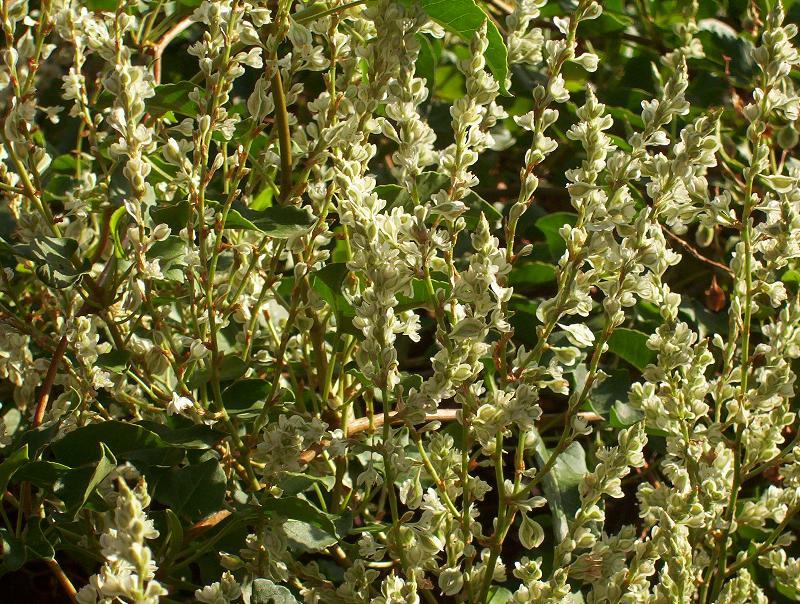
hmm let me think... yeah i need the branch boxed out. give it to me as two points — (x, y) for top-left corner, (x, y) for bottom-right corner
(46, 559), (78, 604)
(32, 256), (118, 427)
(662, 226), (734, 276)
(152, 16), (194, 84)
(271, 69), (293, 203)
(32, 334), (69, 427)
(725, 504), (800, 577)
(185, 410), (602, 540)
(299, 408), (601, 470)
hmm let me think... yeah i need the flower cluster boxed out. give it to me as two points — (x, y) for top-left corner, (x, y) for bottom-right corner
(76, 479), (166, 604)
(0, 0), (799, 602)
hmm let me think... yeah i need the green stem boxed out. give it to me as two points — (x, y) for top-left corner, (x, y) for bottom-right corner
(725, 504), (800, 578)
(708, 77), (769, 599)
(476, 432), (509, 603)
(272, 69), (293, 203)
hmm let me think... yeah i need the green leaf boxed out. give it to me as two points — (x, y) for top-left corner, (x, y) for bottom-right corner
(380, 172), (499, 228)
(605, 105), (645, 130)
(0, 445), (28, 494)
(579, 11), (632, 35)
(415, 0), (509, 95)
(252, 578), (299, 604)
(607, 328), (654, 371)
(251, 187), (275, 211)
(284, 519), (339, 552)
(110, 205), (128, 258)
(463, 191), (502, 230)
(509, 261), (557, 288)
(782, 269), (800, 284)
(188, 354), (247, 388)
(531, 432), (587, 541)
(311, 263), (355, 318)
(23, 518), (54, 561)
(14, 461), (70, 489)
(223, 204), (315, 238)
(141, 422), (224, 449)
(487, 587), (514, 604)
(261, 496), (339, 537)
(49, 154), (80, 173)
(385, 171), (450, 207)
(678, 300), (728, 340)
(374, 183), (404, 205)
(52, 421), (174, 467)
(147, 236), (187, 272)
(148, 81), (198, 117)
(0, 519), (54, 577)
(0, 236), (16, 267)
(96, 350), (131, 374)
(278, 472), (335, 496)
(16, 424), (59, 459)
(293, 2), (330, 23)
(312, 262), (350, 295)
(43, 175), (74, 203)
(150, 199), (190, 231)
(697, 18), (756, 85)
(775, 580), (800, 602)
(152, 457), (226, 521)
(416, 34), (442, 94)
(535, 212), (578, 260)
(222, 379), (271, 417)
(15, 237), (86, 288)
(58, 443), (117, 517)
(396, 277), (450, 313)
(588, 369), (629, 417)
(85, 0), (117, 9)
(164, 508), (185, 561)
(610, 400), (644, 428)
(0, 529), (27, 575)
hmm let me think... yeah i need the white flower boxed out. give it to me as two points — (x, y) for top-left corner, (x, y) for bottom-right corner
(77, 479), (166, 604)
(167, 393), (194, 416)
(91, 368), (114, 391)
(195, 571), (241, 604)
(558, 323), (596, 348)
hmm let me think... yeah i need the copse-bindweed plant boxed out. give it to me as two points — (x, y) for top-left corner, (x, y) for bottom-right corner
(0, 0), (799, 601)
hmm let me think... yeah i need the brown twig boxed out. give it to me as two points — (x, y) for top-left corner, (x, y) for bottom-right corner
(297, 410), (461, 465)
(26, 261), (122, 597)
(46, 559), (78, 604)
(32, 257), (119, 427)
(152, 16), (194, 83)
(350, 408), (459, 436)
(662, 227), (734, 276)
(32, 334), (69, 427)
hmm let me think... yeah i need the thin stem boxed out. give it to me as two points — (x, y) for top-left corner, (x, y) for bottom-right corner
(708, 78), (768, 601)
(661, 226), (734, 275)
(725, 504), (800, 577)
(46, 559), (78, 604)
(272, 69), (293, 203)
(32, 334), (69, 427)
(476, 432), (508, 603)
(152, 16), (193, 83)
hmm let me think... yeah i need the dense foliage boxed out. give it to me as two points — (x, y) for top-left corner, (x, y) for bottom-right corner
(1, 0), (800, 601)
